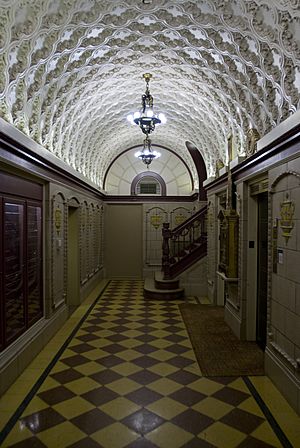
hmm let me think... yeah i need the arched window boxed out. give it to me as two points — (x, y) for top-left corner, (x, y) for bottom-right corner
(131, 172), (166, 196)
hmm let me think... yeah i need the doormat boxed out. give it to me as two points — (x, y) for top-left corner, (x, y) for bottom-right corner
(179, 304), (264, 376)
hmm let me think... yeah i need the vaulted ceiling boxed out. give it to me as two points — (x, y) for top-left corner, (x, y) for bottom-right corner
(0, 0), (299, 189)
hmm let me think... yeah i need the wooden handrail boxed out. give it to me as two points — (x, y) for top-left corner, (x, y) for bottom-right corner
(171, 204), (208, 235)
(162, 204), (208, 279)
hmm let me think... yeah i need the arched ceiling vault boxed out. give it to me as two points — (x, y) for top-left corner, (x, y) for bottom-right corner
(0, 0), (299, 189)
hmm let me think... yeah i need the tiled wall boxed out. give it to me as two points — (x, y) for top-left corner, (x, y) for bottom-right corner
(268, 160), (300, 413)
(50, 184), (104, 312)
(143, 202), (201, 269)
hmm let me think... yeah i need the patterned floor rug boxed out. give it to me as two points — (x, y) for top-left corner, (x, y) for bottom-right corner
(179, 304), (264, 376)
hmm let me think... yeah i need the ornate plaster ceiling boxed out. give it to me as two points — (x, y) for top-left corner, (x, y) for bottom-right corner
(0, 0), (299, 188)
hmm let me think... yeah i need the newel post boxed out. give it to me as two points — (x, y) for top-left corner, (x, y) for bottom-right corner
(162, 222), (171, 279)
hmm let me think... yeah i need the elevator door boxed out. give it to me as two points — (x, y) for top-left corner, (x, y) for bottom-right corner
(256, 192), (268, 349)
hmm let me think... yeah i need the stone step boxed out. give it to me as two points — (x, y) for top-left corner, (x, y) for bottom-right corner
(154, 271), (180, 290)
(144, 278), (184, 300)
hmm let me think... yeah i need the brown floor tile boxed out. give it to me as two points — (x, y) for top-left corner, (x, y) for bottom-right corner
(128, 370), (161, 385)
(220, 408), (265, 434)
(125, 387), (164, 406)
(38, 385), (75, 405)
(212, 387), (250, 407)
(20, 408), (66, 433)
(135, 345), (157, 355)
(68, 437), (102, 448)
(7, 437), (48, 447)
(132, 356), (160, 369)
(167, 370), (199, 385)
(169, 387), (206, 406)
(94, 355), (122, 368)
(171, 409), (214, 435)
(181, 438), (216, 448)
(168, 356), (194, 368)
(50, 368), (83, 384)
(122, 409), (165, 435)
(77, 333), (100, 342)
(61, 354), (89, 367)
(237, 435), (278, 447)
(125, 438), (159, 447)
(81, 386), (119, 406)
(90, 369), (122, 384)
(166, 344), (189, 355)
(100, 343), (125, 354)
(71, 408), (114, 434)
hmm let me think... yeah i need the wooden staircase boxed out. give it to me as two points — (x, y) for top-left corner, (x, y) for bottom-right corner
(144, 271), (184, 300)
(144, 205), (207, 300)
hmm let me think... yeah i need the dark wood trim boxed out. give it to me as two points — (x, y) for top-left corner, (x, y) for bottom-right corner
(105, 193), (199, 203)
(130, 171), (167, 196)
(0, 171), (43, 200)
(186, 141), (207, 200)
(103, 143), (194, 191)
(232, 128), (300, 181)
(0, 133), (105, 200)
(205, 123), (300, 193)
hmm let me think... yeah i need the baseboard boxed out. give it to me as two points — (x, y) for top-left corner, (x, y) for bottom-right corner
(0, 305), (68, 396)
(224, 302), (242, 339)
(265, 346), (300, 415)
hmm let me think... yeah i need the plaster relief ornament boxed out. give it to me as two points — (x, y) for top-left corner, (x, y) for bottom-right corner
(280, 193), (295, 244)
(174, 213), (187, 226)
(150, 214), (163, 229)
(54, 207), (62, 236)
(0, 0), (299, 188)
(246, 128), (261, 157)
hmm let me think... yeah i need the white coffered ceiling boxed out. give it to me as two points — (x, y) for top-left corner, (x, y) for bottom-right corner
(0, 0), (299, 189)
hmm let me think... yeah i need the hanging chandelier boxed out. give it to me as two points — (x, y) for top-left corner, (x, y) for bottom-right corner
(127, 73), (166, 135)
(134, 135), (161, 168)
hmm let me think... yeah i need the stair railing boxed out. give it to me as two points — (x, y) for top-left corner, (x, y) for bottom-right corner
(162, 205), (208, 279)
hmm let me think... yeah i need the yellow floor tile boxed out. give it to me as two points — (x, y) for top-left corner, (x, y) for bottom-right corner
(106, 378), (141, 395)
(188, 378), (224, 395)
(118, 339), (143, 349)
(146, 422), (193, 448)
(73, 361), (106, 376)
(110, 362), (142, 376)
(91, 422), (138, 448)
(53, 396), (94, 419)
(147, 378), (182, 395)
(148, 350), (176, 362)
(229, 377), (251, 393)
(147, 397), (188, 419)
(117, 349), (141, 361)
(250, 421), (282, 448)
(21, 397), (49, 417)
(37, 421), (86, 447)
(249, 376), (300, 446)
(2, 422), (33, 446)
(149, 339), (172, 349)
(198, 421), (246, 448)
(121, 330), (143, 338)
(38, 377), (60, 392)
(192, 397), (234, 420)
(148, 362), (179, 377)
(82, 348), (109, 360)
(99, 397), (140, 419)
(237, 397), (265, 418)
(64, 377), (99, 394)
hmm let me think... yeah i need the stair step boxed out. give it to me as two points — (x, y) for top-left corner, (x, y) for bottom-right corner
(144, 278), (184, 300)
(154, 271), (180, 290)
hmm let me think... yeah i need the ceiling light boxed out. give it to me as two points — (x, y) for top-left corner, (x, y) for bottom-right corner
(130, 73), (164, 135)
(134, 135), (161, 168)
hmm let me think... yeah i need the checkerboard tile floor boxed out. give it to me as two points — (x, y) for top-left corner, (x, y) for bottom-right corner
(0, 280), (297, 447)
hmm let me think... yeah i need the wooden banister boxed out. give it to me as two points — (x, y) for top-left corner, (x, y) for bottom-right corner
(161, 205), (208, 279)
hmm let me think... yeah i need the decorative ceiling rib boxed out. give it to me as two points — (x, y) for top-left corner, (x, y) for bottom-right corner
(0, 0), (299, 188)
